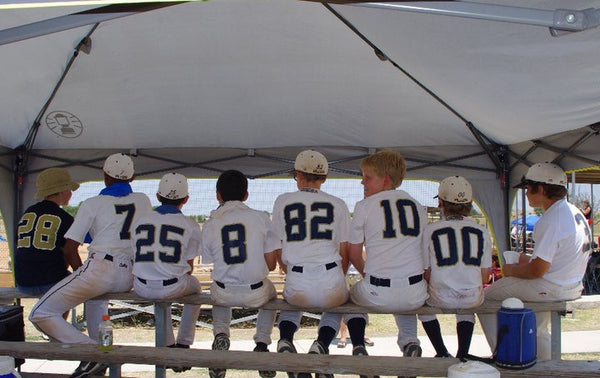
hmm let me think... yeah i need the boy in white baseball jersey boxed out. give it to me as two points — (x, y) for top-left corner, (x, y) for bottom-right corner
(345, 150), (428, 373)
(272, 150), (350, 378)
(201, 170), (280, 378)
(479, 163), (591, 360)
(132, 173), (202, 373)
(30, 153), (152, 378)
(418, 176), (492, 359)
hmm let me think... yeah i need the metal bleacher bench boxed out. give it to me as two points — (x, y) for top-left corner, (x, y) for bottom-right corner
(1, 288), (599, 378)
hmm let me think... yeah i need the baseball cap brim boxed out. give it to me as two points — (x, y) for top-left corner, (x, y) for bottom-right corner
(513, 178), (533, 189)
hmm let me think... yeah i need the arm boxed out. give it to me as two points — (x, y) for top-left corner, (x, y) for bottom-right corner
(275, 249), (287, 274)
(186, 259), (194, 275)
(339, 242), (349, 274)
(348, 242), (365, 276)
(264, 249), (279, 271)
(481, 267), (491, 284)
(423, 267), (431, 282)
(62, 238), (83, 271)
(502, 256), (550, 279)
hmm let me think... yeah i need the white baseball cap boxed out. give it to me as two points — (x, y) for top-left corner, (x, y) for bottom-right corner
(294, 150), (328, 175)
(514, 162), (567, 188)
(436, 176), (472, 204)
(158, 173), (188, 200)
(103, 153), (134, 180)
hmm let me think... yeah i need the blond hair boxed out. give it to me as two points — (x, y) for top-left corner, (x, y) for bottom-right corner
(360, 149), (406, 189)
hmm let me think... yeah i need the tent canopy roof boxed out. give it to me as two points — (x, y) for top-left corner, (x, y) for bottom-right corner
(1, 0), (600, 253)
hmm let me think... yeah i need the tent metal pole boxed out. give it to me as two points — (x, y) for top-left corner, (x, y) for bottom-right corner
(354, 2), (600, 34)
(0, 2), (185, 46)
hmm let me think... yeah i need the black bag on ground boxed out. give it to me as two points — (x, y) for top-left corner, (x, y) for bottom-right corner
(0, 305), (25, 367)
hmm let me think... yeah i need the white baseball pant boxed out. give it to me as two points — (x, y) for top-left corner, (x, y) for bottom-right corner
(211, 279), (277, 345)
(30, 252), (134, 344)
(134, 274), (202, 346)
(478, 276), (582, 360)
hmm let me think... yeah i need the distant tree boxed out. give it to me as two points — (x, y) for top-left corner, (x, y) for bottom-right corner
(63, 203), (82, 218)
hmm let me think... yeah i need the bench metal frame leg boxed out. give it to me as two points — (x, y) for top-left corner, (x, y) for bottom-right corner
(154, 302), (170, 378)
(551, 311), (561, 360)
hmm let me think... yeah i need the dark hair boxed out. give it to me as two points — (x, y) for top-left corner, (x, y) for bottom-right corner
(217, 170), (248, 202)
(441, 200), (472, 217)
(158, 196), (186, 206)
(297, 171), (326, 183)
(527, 182), (567, 200)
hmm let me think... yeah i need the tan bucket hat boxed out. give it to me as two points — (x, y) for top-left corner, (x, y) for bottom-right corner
(35, 167), (80, 199)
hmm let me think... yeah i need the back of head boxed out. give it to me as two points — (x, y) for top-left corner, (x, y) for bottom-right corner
(437, 176), (473, 216)
(217, 170), (248, 202)
(35, 167), (80, 199)
(294, 150), (328, 177)
(514, 162), (568, 200)
(437, 176), (472, 204)
(103, 153), (134, 180)
(514, 162), (567, 189)
(360, 149), (406, 188)
(158, 173), (188, 201)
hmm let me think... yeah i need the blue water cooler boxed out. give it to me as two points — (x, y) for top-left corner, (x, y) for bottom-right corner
(495, 298), (537, 369)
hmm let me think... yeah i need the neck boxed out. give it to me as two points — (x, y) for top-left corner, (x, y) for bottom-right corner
(542, 197), (560, 211)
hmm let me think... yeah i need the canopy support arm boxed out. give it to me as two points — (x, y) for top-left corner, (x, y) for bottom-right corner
(0, 2), (184, 46)
(353, 2), (600, 36)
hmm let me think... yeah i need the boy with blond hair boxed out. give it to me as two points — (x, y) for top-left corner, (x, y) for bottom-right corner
(345, 150), (428, 376)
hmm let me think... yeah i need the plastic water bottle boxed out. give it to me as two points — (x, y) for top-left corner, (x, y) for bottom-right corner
(0, 356), (21, 378)
(98, 314), (113, 351)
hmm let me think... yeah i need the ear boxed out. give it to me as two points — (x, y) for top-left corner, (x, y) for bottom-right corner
(243, 191), (249, 201)
(216, 191), (223, 204)
(182, 195), (189, 205)
(155, 193), (162, 202)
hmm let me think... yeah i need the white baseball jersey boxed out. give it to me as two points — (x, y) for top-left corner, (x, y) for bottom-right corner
(531, 198), (592, 286)
(272, 188), (351, 266)
(132, 205), (202, 280)
(350, 189), (427, 279)
(423, 216), (492, 303)
(202, 201), (280, 284)
(65, 192), (152, 261)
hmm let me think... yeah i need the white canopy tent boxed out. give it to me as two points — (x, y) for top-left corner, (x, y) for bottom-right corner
(1, 0), (600, 253)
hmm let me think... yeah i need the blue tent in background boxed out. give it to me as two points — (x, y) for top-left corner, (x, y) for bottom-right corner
(510, 215), (540, 232)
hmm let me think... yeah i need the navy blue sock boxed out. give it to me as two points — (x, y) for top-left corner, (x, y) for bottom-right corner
(347, 318), (366, 347)
(279, 320), (297, 342)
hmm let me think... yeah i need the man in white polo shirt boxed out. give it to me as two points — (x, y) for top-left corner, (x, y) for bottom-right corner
(479, 162), (592, 360)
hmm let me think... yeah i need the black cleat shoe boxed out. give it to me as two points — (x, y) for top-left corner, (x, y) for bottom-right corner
(69, 361), (109, 378)
(254, 343), (276, 378)
(209, 333), (230, 378)
(167, 343), (192, 373)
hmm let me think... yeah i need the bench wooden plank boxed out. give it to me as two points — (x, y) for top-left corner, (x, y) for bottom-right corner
(5, 287), (599, 314)
(3, 342), (600, 377)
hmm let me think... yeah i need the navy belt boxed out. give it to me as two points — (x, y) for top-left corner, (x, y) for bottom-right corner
(215, 281), (263, 290)
(137, 277), (178, 286)
(369, 274), (423, 287)
(291, 261), (337, 273)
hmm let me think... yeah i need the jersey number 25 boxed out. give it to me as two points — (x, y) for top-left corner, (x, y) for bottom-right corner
(135, 224), (184, 264)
